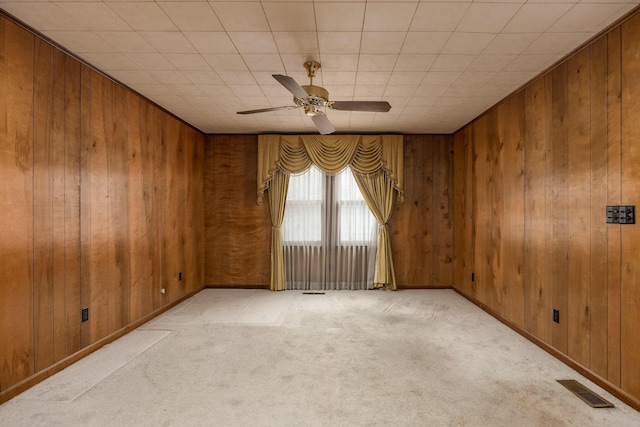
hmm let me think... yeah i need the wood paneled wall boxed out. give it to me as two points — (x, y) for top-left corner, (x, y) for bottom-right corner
(453, 11), (640, 406)
(0, 17), (204, 400)
(204, 134), (453, 289)
(204, 135), (271, 287)
(391, 135), (453, 288)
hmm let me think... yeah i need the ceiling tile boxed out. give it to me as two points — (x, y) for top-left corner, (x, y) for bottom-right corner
(315, 2), (365, 32)
(455, 71), (498, 85)
(442, 33), (495, 55)
(211, 2), (270, 32)
(318, 32), (362, 53)
(354, 86), (387, 97)
(357, 54), (398, 71)
(324, 85), (354, 97)
(157, 2), (223, 32)
(456, 3), (521, 33)
(363, 2), (418, 32)
(183, 71), (224, 86)
(56, 2), (130, 31)
(430, 54), (475, 72)
(164, 54), (211, 71)
(140, 32), (196, 54)
(81, 53), (140, 72)
(242, 54), (285, 71)
(548, 3), (628, 33)
(228, 32), (278, 54)
(490, 71), (535, 86)
(503, 54), (559, 73)
(322, 71), (356, 85)
(94, 31), (157, 53)
(502, 3), (573, 34)
(388, 71), (426, 85)
(146, 70), (190, 85)
(401, 32), (451, 54)
(421, 71), (462, 86)
(442, 84), (480, 97)
(0, 2), (80, 31)
(407, 96), (439, 107)
(105, 2), (177, 31)
(467, 55), (516, 72)
(125, 53), (176, 71)
(412, 85), (448, 97)
(356, 71), (391, 85)
(201, 85), (234, 98)
(262, 2), (316, 32)
(43, 30), (116, 53)
(361, 32), (405, 54)
(202, 53), (248, 71)
(217, 71), (257, 85)
(318, 54), (359, 71)
(410, 3), (469, 32)
(274, 32), (319, 54)
(394, 54), (437, 71)
(229, 84), (263, 97)
(384, 85), (418, 97)
(184, 32), (237, 54)
(484, 33), (540, 55)
(523, 32), (590, 55)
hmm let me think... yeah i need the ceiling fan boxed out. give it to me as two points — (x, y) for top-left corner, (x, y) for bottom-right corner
(237, 61), (392, 135)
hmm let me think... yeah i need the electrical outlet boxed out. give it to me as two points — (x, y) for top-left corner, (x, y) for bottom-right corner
(471, 272), (475, 282)
(178, 272), (182, 281)
(81, 307), (89, 323)
(553, 308), (559, 324)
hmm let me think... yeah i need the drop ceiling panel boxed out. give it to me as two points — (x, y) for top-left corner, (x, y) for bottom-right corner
(157, 2), (224, 32)
(1, 0), (638, 135)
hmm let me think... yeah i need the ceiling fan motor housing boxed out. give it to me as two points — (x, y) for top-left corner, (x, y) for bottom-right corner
(295, 84), (329, 108)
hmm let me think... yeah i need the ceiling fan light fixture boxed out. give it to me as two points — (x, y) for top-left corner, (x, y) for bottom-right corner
(236, 61), (392, 134)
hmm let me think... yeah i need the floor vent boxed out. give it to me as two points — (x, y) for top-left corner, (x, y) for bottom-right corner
(557, 380), (614, 408)
(302, 292), (326, 295)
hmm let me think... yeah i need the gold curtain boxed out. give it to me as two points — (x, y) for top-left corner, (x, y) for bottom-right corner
(352, 171), (397, 290)
(266, 169), (289, 291)
(257, 135), (403, 291)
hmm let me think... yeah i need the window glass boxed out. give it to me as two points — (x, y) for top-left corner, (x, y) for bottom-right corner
(282, 166), (322, 242)
(336, 168), (377, 243)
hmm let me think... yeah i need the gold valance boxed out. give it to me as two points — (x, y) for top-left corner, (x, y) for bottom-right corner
(257, 134), (404, 204)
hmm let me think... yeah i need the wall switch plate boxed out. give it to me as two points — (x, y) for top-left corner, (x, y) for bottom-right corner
(619, 206), (635, 224)
(607, 205), (635, 224)
(553, 308), (559, 324)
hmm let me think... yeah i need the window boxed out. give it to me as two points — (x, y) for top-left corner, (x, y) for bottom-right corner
(282, 165), (377, 290)
(336, 170), (377, 244)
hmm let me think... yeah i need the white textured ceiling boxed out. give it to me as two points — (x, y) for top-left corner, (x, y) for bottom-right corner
(1, 1), (638, 134)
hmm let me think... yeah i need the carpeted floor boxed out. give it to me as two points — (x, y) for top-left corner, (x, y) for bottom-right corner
(1, 289), (639, 426)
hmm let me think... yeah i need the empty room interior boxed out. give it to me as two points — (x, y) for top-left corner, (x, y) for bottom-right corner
(2, 1), (640, 425)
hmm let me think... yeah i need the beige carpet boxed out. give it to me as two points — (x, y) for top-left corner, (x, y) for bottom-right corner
(1, 289), (639, 426)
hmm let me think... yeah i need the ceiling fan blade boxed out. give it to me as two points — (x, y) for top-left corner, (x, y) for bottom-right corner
(272, 74), (308, 99)
(331, 101), (392, 112)
(237, 106), (297, 115)
(311, 114), (335, 135)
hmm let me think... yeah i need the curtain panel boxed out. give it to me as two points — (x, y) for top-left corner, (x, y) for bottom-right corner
(257, 135), (404, 291)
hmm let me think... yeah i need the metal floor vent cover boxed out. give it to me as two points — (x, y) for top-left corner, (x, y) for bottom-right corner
(557, 380), (614, 408)
(302, 292), (325, 295)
